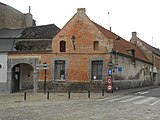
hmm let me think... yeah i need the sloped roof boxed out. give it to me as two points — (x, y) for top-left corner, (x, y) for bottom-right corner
(0, 28), (23, 38)
(0, 28), (23, 52)
(18, 24), (60, 39)
(0, 24), (60, 52)
(138, 38), (160, 56)
(93, 22), (150, 63)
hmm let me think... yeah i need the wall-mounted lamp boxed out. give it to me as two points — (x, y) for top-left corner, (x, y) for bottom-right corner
(0, 64), (3, 69)
(71, 35), (75, 50)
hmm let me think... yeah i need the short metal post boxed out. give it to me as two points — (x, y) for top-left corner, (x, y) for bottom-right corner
(102, 89), (104, 96)
(44, 69), (47, 94)
(47, 92), (49, 100)
(68, 91), (71, 99)
(88, 90), (90, 98)
(24, 92), (26, 100)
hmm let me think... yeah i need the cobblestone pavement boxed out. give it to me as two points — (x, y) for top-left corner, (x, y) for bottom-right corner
(0, 89), (160, 120)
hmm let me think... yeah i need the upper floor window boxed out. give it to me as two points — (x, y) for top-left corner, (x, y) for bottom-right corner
(93, 41), (99, 50)
(60, 41), (66, 52)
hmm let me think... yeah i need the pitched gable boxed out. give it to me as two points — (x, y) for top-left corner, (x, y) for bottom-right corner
(52, 8), (112, 53)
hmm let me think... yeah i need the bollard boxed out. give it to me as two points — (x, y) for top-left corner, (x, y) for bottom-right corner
(24, 92), (26, 100)
(47, 92), (49, 100)
(68, 91), (71, 99)
(88, 90), (90, 98)
(102, 89), (104, 96)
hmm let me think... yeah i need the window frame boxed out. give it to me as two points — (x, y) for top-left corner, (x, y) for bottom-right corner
(52, 58), (68, 81)
(60, 41), (66, 52)
(89, 58), (106, 81)
(93, 41), (99, 50)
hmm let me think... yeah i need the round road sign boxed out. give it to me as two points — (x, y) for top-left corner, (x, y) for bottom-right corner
(107, 85), (112, 91)
(108, 79), (111, 84)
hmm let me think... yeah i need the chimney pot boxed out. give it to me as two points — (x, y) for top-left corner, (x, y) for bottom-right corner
(132, 32), (137, 38)
(77, 8), (86, 13)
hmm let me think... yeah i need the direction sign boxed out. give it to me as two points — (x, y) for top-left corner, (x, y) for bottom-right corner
(36, 64), (49, 70)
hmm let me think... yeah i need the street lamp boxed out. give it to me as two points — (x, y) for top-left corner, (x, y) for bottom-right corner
(71, 35), (75, 50)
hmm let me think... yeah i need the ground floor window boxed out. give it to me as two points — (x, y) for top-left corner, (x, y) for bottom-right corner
(54, 60), (65, 80)
(91, 60), (103, 80)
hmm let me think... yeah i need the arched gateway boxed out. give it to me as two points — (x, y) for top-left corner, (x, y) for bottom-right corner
(7, 58), (38, 93)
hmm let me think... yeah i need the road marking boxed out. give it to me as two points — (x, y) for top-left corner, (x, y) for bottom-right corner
(134, 91), (149, 95)
(120, 96), (144, 103)
(96, 95), (121, 102)
(134, 97), (156, 104)
(108, 95), (132, 102)
(150, 99), (160, 106)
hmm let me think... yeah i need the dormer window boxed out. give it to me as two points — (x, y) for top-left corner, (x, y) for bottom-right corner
(60, 41), (66, 52)
(93, 41), (99, 50)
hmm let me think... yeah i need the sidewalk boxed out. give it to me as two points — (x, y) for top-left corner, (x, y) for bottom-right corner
(115, 85), (159, 95)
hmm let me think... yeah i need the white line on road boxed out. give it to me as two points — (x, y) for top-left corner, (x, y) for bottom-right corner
(150, 99), (160, 106)
(134, 97), (156, 104)
(120, 96), (144, 103)
(134, 91), (149, 95)
(96, 95), (121, 102)
(108, 95), (132, 102)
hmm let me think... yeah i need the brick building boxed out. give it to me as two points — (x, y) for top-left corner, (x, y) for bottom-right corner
(7, 8), (152, 93)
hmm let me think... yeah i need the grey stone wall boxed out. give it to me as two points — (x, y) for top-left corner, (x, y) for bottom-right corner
(37, 80), (153, 93)
(113, 55), (151, 81)
(0, 83), (6, 91)
(113, 80), (153, 91)
(38, 81), (104, 92)
(0, 2), (35, 29)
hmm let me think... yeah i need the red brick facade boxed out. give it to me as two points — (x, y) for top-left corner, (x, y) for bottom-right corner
(7, 8), (152, 92)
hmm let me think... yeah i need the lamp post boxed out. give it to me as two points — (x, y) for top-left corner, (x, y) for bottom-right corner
(43, 62), (48, 94)
(36, 62), (49, 94)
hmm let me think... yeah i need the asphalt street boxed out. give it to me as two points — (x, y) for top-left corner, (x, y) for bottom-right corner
(0, 86), (160, 120)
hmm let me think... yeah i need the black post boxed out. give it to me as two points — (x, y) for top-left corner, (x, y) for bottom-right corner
(47, 91), (49, 100)
(68, 91), (71, 99)
(88, 90), (90, 98)
(102, 89), (104, 96)
(44, 69), (47, 94)
(24, 92), (26, 100)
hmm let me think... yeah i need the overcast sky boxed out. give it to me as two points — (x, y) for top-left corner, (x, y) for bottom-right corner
(1, 0), (160, 49)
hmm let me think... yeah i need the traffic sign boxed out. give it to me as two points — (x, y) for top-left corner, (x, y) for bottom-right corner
(108, 79), (111, 84)
(107, 85), (112, 91)
(118, 67), (122, 73)
(108, 69), (112, 75)
(36, 64), (49, 70)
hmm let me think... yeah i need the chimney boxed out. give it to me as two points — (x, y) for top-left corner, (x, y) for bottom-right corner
(77, 8), (86, 13)
(29, 6), (31, 13)
(132, 32), (137, 38)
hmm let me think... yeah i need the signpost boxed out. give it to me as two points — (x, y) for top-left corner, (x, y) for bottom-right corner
(117, 67), (122, 90)
(107, 69), (113, 93)
(36, 63), (49, 94)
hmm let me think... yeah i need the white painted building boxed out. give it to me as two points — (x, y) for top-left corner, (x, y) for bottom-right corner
(0, 54), (7, 91)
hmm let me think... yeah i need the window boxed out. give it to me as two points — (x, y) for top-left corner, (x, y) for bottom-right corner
(60, 41), (66, 52)
(93, 41), (99, 50)
(91, 60), (103, 80)
(54, 60), (65, 80)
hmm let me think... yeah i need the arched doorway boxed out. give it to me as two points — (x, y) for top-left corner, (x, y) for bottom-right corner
(12, 63), (34, 92)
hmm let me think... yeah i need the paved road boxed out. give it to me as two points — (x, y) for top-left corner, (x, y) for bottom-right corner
(133, 86), (160, 97)
(0, 86), (160, 120)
